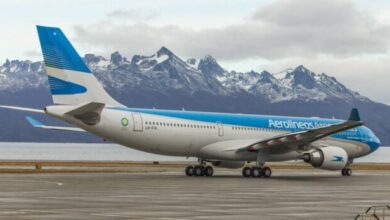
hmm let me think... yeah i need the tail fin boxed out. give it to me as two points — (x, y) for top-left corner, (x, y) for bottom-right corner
(36, 25), (122, 106)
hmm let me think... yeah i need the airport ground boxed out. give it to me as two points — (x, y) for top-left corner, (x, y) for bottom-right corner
(0, 162), (389, 219)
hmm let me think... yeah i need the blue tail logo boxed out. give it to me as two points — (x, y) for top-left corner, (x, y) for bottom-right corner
(48, 76), (87, 95)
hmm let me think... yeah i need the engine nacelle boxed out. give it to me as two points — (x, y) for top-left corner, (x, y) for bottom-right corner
(302, 146), (348, 170)
(212, 161), (245, 169)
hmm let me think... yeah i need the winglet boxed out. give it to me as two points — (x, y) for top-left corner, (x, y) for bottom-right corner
(348, 108), (360, 121)
(25, 116), (44, 127)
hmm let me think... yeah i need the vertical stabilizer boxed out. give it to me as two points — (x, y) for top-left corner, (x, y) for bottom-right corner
(36, 25), (123, 106)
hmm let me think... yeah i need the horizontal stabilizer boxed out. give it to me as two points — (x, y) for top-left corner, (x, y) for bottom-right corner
(25, 116), (85, 132)
(65, 102), (105, 125)
(26, 116), (44, 126)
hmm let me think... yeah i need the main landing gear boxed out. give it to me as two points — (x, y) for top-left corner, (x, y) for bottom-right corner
(341, 167), (352, 176)
(185, 165), (214, 177)
(242, 166), (272, 178)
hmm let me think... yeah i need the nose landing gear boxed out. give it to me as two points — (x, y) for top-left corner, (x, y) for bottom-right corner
(341, 168), (352, 176)
(341, 160), (353, 176)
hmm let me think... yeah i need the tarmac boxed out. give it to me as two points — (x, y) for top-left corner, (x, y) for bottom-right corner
(0, 168), (388, 220)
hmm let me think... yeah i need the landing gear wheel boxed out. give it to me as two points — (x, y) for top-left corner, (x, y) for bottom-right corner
(242, 167), (251, 177)
(341, 168), (352, 176)
(204, 166), (214, 177)
(262, 167), (272, 178)
(251, 167), (262, 177)
(194, 165), (204, 176)
(185, 165), (194, 176)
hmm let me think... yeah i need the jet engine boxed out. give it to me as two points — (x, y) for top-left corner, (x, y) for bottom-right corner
(301, 146), (348, 170)
(212, 161), (245, 169)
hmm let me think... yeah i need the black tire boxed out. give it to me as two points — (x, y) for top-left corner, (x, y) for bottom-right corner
(185, 166), (194, 176)
(262, 167), (272, 178)
(341, 168), (346, 176)
(194, 166), (204, 176)
(345, 168), (352, 176)
(251, 167), (262, 177)
(242, 167), (251, 177)
(204, 166), (214, 177)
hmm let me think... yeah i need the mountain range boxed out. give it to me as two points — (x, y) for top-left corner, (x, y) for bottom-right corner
(0, 47), (389, 145)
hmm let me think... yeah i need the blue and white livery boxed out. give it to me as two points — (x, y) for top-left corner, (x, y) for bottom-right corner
(0, 26), (381, 178)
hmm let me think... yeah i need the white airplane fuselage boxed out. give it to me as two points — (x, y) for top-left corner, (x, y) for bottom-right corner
(46, 105), (379, 162)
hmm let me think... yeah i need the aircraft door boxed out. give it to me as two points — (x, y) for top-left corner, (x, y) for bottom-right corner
(132, 113), (143, 132)
(217, 122), (224, 137)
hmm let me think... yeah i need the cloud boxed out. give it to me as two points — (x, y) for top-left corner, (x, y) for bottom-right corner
(107, 9), (158, 21)
(73, 0), (390, 61)
(252, 0), (359, 27)
(24, 49), (41, 59)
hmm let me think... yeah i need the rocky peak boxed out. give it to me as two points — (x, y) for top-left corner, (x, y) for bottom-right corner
(259, 70), (275, 84)
(130, 47), (174, 71)
(198, 55), (225, 76)
(110, 51), (124, 66)
(0, 59), (41, 73)
(287, 65), (317, 89)
(156, 46), (174, 58)
(84, 54), (106, 65)
(186, 58), (197, 65)
(4, 59), (10, 68)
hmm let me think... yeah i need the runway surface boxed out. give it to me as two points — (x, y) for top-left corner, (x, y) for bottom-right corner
(0, 142), (389, 162)
(0, 169), (388, 219)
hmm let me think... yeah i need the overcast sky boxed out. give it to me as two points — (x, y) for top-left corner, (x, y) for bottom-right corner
(1, 0), (389, 105)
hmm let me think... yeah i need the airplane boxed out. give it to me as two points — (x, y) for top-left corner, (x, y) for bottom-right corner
(0, 26), (381, 178)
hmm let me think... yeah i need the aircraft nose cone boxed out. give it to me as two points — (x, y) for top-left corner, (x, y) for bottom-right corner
(370, 135), (381, 152)
(375, 137), (381, 148)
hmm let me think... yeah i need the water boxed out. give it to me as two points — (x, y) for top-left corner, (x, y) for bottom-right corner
(0, 142), (388, 163)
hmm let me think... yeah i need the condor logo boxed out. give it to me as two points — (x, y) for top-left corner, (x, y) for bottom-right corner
(332, 156), (344, 162)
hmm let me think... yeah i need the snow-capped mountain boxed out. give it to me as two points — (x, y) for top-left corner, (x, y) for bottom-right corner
(0, 47), (389, 144)
(0, 59), (46, 91)
(0, 48), (370, 104)
(248, 65), (368, 103)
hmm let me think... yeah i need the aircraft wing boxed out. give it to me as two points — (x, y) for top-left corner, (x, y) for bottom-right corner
(0, 105), (44, 113)
(239, 120), (363, 153)
(26, 116), (86, 132)
(237, 109), (363, 153)
(200, 109), (363, 160)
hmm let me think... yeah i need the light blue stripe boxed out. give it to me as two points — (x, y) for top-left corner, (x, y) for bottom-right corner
(109, 107), (341, 130)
